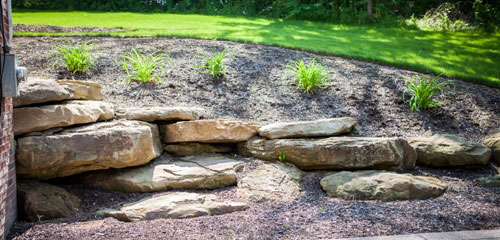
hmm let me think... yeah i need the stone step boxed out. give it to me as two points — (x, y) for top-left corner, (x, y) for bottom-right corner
(13, 78), (71, 108)
(320, 170), (447, 201)
(14, 78), (104, 108)
(115, 106), (205, 122)
(483, 132), (500, 164)
(16, 120), (162, 179)
(14, 100), (114, 136)
(237, 161), (304, 202)
(408, 134), (491, 167)
(98, 192), (249, 222)
(84, 154), (244, 193)
(161, 120), (259, 143)
(17, 180), (80, 222)
(239, 137), (416, 170)
(258, 117), (356, 139)
(56, 80), (104, 101)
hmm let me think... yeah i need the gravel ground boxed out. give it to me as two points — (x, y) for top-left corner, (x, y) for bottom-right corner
(9, 35), (500, 239)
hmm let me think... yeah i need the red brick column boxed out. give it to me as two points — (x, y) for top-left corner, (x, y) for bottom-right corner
(0, 0), (16, 238)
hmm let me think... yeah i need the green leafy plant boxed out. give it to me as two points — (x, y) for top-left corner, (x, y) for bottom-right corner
(287, 58), (329, 94)
(121, 48), (170, 84)
(51, 41), (95, 73)
(198, 50), (228, 79)
(403, 75), (456, 112)
(278, 152), (287, 162)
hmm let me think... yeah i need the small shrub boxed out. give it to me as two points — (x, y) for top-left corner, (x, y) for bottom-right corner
(121, 48), (170, 84)
(278, 152), (287, 162)
(198, 50), (227, 79)
(287, 58), (329, 94)
(403, 75), (456, 112)
(51, 41), (95, 74)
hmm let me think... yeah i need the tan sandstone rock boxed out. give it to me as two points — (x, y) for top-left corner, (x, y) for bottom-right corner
(14, 100), (114, 136)
(103, 192), (249, 222)
(115, 106), (204, 122)
(484, 133), (500, 164)
(258, 117), (356, 139)
(408, 134), (491, 167)
(162, 120), (259, 143)
(13, 79), (71, 107)
(320, 170), (447, 201)
(237, 162), (304, 202)
(17, 180), (80, 222)
(16, 120), (162, 179)
(84, 154), (244, 192)
(164, 143), (233, 156)
(56, 80), (103, 100)
(239, 137), (416, 170)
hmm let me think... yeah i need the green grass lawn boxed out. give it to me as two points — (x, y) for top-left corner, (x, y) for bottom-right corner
(13, 11), (500, 87)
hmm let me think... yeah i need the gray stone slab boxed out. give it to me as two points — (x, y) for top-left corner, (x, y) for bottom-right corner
(333, 229), (500, 240)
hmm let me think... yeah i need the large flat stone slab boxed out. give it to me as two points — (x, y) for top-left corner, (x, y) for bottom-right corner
(484, 133), (500, 164)
(13, 79), (71, 107)
(258, 117), (356, 139)
(408, 134), (491, 167)
(116, 106), (204, 122)
(164, 143), (233, 156)
(101, 192), (249, 222)
(237, 162), (304, 202)
(17, 180), (80, 222)
(16, 120), (162, 179)
(239, 137), (416, 170)
(161, 120), (259, 143)
(320, 170), (447, 201)
(14, 100), (114, 136)
(56, 80), (103, 101)
(84, 154), (244, 192)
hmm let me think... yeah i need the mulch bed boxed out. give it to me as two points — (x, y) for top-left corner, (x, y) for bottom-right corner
(9, 36), (500, 239)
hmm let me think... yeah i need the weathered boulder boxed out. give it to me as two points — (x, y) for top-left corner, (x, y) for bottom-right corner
(101, 192), (248, 222)
(164, 143), (233, 156)
(84, 154), (244, 192)
(16, 120), (162, 179)
(14, 100), (114, 136)
(13, 79), (71, 107)
(116, 106), (205, 122)
(162, 120), (259, 143)
(237, 162), (304, 202)
(408, 134), (491, 167)
(320, 171), (447, 201)
(258, 117), (356, 139)
(484, 133), (500, 164)
(476, 175), (500, 188)
(17, 180), (80, 222)
(56, 80), (103, 101)
(239, 137), (416, 170)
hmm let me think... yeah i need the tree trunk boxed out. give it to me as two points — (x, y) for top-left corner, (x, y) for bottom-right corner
(367, 0), (374, 21)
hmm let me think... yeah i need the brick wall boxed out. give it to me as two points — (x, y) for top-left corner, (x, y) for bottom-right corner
(0, 0), (16, 239)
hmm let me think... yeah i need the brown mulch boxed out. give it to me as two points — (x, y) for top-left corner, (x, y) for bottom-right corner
(12, 36), (499, 142)
(13, 24), (129, 33)
(9, 36), (500, 239)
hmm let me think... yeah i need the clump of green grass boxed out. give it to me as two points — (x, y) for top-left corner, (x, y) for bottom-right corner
(198, 50), (227, 79)
(403, 75), (456, 112)
(50, 41), (95, 73)
(287, 58), (329, 94)
(278, 152), (287, 162)
(120, 48), (170, 84)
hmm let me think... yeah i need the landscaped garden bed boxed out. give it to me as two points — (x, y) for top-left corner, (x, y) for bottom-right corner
(8, 36), (500, 240)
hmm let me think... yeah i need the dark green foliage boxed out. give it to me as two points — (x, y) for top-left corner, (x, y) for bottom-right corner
(14, 0), (500, 29)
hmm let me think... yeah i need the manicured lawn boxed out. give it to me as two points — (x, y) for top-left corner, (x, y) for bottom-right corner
(13, 11), (500, 87)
